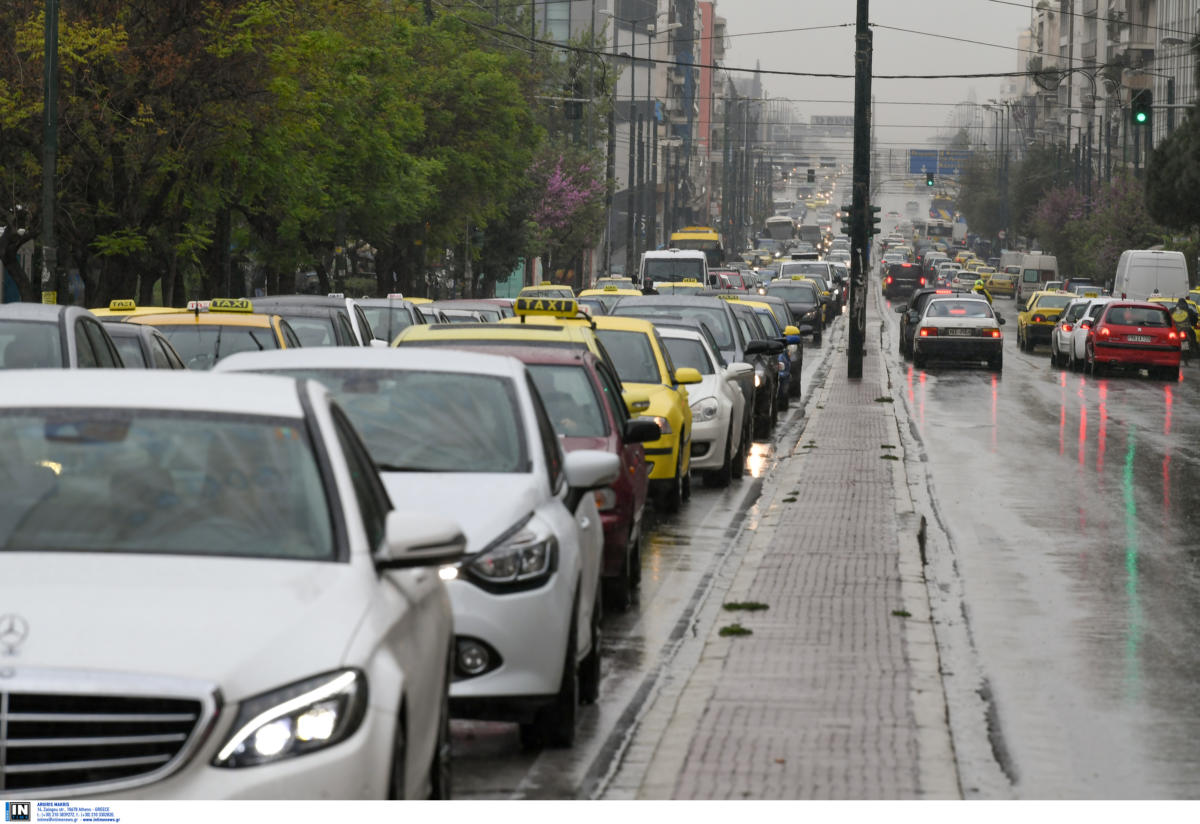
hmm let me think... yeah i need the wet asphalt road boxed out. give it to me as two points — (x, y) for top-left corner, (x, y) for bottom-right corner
(880, 289), (1200, 798)
(450, 319), (836, 800)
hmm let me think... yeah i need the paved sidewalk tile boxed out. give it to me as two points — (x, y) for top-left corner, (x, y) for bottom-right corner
(623, 296), (958, 800)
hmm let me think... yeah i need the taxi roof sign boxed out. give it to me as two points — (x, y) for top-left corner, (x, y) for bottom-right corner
(108, 299), (137, 311)
(602, 285), (620, 292)
(186, 300), (210, 311)
(210, 298), (254, 313)
(328, 292), (345, 299)
(514, 297), (578, 318)
(680, 278), (699, 283)
(386, 293), (405, 299)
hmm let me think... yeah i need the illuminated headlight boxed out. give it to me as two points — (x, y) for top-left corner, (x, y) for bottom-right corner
(214, 670), (366, 768)
(691, 397), (719, 421)
(802, 309), (819, 321)
(594, 486), (619, 511)
(468, 524), (557, 587)
(754, 369), (764, 387)
(648, 415), (673, 435)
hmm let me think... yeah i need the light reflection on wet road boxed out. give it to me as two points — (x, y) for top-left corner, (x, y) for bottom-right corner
(881, 295), (1200, 798)
(449, 323), (836, 799)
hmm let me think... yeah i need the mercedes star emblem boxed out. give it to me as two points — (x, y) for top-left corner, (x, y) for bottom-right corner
(0, 613), (30, 655)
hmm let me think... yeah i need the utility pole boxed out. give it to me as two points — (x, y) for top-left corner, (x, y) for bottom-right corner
(625, 29), (637, 279)
(41, 0), (60, 304)
(847, 0), (872, 379)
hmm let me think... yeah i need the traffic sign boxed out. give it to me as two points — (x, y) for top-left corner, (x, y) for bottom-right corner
(907, 149), (938, 175)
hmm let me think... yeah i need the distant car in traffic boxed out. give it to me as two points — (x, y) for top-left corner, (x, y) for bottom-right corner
(0, 303), (124, 369)
(911, 295), (1004, 371)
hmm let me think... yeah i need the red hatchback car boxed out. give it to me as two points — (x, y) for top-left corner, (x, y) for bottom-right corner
(1086, 301), (1182, 380)
(456, 345), (657, 609)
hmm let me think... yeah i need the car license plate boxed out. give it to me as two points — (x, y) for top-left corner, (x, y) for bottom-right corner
(947, 328), (972, 336)
(1128, 335), (1151, 343)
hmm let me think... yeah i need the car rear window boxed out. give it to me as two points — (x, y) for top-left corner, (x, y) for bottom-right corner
(1034, 295), (1073, 310)
(925, 300), (994, 318)
(1104, 306), (1170, 327)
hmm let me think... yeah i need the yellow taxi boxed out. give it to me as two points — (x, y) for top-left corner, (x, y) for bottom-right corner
(578, 284), (642, 312)
(129, 298), (300, 369)
(497, 299), (701, 511)
(594, 276), (635, 290)
(1017, 290), (1075, 352)
(519, 284), (575, 300)
(984, 270), (1018, 298)
(405, 297), (433, 305)
(964, 260), (988, 274)
(90, 299), (188, 322)
(954, 251), (976, 266)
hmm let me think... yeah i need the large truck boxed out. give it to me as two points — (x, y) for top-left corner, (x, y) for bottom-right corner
(667, 226), (723, 268)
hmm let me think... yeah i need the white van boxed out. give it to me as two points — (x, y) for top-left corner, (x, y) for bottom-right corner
(1015, 253), (1059, 302)
(1112, 249), (1189, 300)
(639, 248), (709, 290)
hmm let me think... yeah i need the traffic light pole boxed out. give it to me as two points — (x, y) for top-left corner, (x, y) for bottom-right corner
(847, 0), (872, 379)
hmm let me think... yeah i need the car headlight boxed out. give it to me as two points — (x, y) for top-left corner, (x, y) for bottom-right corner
(691, 397), (719, 421)
(754, 366), (765, 387)
(802, 309), (819, 321)
(214, 669), (366, 768)
(648, 415), (673, 435)
(467, 521), (558, 589)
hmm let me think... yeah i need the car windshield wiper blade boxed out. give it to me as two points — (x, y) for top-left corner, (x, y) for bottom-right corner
(374, 463), (441, 473)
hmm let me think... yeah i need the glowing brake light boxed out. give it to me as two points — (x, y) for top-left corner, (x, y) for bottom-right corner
(919, 277), (926, 286)
(1080, 320), (1092, 330)
(1061, 323), (1073, 333)
(984, 328), (1001, 338)
(886, 276), (893, 284)
(1099, 326), (1111, 337)
(919, 327), (938, 337)
(1031, 314), (1045, 323)
(1168, 330), (1179, 341)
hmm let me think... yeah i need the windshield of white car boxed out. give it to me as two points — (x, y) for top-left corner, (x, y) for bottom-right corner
(361, 306), (415, 341)
(0, 409), (334, 560)
(614, 305), (734, 351)
(268, 369), (528, 473)
(1, 321), (65, 369)
(527, 364), (608, 438)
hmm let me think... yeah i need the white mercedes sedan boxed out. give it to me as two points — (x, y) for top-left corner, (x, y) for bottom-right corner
(0, 371), (463, 800)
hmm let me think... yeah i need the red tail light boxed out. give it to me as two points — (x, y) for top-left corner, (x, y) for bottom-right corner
(1031, 314), (1045, 323)
(1061, 323), (1073, 333)
(1168, 330), (1179, 341)
(1080, 320), (1092, 330)
(984, 328), (1001, 338)
(919, 327), (938, 337)
(919, 277), (926, 285)
(1099, 326), (1110, 337)
(886, 276), (893, 284)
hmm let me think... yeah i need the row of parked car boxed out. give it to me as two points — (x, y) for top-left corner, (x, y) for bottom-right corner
(0, 285), (816, 800)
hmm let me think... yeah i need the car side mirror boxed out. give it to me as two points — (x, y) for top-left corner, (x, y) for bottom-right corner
(998, 316), (1006, 325)
(783, 325), (801, 336)
(368, 339), (389, 349)
(624, 418), (662, 444)
(376, 511), (467, 571)
(743, 339), (774, 356)
(674, 366), (703, 385)
(894, 305), (906, 314)
(725, 362), (754, 379)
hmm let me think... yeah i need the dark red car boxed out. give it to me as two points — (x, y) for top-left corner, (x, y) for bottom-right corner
(711, 270), (749, 292)
(454, 345), (657, 609)
(1086, 301), (1182, 380)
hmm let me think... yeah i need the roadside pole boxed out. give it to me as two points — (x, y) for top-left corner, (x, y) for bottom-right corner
(41, 0), (60, 305)
(848, 0), (872, 378)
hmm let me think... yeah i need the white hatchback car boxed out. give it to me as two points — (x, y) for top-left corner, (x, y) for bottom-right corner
(1066, 296), (1117, 372)
(0, 371), (463, 800)
(657, 325), (750, 487)
(1049, 296), (1095, 369)
(216, 348), (618, 749)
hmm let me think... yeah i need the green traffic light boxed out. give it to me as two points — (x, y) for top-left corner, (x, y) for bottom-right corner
(1135, 111), (1147, 123)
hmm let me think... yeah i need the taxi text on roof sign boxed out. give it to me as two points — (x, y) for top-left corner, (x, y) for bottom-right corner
(603, 285), (620, 292)
(514, 297), (578, 317)
(210, 298), (254, 313)
(108, 299), (137, 311)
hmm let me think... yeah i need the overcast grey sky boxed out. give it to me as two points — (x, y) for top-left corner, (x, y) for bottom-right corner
(716, 0), (1033, 152)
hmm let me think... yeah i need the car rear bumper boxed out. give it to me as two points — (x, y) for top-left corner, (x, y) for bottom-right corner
(1024, 323), (1054, 344)
(1093, 342), (1180, 367)
(913, 337), (1003, 361)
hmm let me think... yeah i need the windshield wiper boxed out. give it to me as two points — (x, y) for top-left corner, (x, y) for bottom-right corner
(374, 463), (440, 472)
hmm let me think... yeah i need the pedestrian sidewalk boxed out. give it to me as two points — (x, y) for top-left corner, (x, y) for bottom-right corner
(601, 295), (960, 800)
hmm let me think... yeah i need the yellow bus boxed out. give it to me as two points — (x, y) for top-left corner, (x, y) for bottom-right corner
(668, 226), (723, 268)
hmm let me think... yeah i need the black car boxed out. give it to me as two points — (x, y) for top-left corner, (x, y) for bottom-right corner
(765, 278), (824, 344)
(894, 287), (958, 358)
(883, 261), (926, 299)
(611, 295), (782, 442)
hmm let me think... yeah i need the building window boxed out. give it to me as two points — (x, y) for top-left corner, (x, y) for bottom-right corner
(544, 1), (570, 44)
